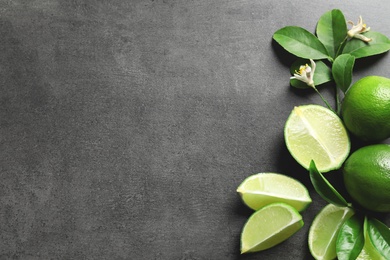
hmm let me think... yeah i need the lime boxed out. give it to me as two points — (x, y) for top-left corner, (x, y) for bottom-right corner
(308, 204), (355, 260)
(356, 225), (387, 260)
(343, 144), (390, 213)
(341, 75), (390, 142)
(237, 173), (312, 212)
(284, 105), (350, 172)
(240, 203), (304, 254)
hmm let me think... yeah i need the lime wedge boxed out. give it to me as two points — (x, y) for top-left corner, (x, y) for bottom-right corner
(357, 224), (387, 260)
(357, 242), (386, 260)
(241, 202), (304, 254)
(237, 173), (312, 212)
(284, 105), (350, 172)
(308, 204), (355, 260)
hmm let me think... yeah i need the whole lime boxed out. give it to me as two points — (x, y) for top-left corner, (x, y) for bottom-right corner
(341, 76), (390, 142)
(343, 144), (390, 213)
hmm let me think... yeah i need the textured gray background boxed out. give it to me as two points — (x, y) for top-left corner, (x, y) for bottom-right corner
(0, 1), (389, 259)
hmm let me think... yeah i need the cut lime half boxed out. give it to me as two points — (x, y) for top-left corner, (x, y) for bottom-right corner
(241, 202), (304, 254)
(237, 173), (312, 212)
(284, 105), (350, 172)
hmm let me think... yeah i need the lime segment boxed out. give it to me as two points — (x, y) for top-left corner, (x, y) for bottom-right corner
(356, 224), (388, 260)
(284, 105), (350, 172)
(357, 235), (386, 260)
(237, 173), (312, 212)
(241, 203), (304, 254)
(308, 204), (355, 260)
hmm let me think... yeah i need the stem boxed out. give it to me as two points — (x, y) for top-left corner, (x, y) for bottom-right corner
(335, 36), (349, 58)
(313, 85), (335, 113)
(335, 86), (341, 116)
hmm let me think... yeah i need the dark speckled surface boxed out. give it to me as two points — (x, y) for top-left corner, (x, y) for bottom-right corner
(0, 1), (389, 259)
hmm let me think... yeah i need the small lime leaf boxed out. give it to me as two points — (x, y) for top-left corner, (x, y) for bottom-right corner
(342, 31), (390, 58)
(332, 54), (355, 93)
(336, 214), (364, 260)
(273, 26), (330, 60)
(316, 9), (348, 59)
(309, 160), (349, 207)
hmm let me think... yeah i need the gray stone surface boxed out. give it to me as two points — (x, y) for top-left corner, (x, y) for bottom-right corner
(0, 1), (389, 259)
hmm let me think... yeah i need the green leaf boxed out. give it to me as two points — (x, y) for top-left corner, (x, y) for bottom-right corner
(336, 214), (365, 260)
(309, 160), (349, 207)
(367, 218), (390, 259)
(290, 59), (332, 89)
(316, 9), (348, 59)
(332, 54), (355, 92)
(342, 31), (390, 58)
(273, 26), (330, 60)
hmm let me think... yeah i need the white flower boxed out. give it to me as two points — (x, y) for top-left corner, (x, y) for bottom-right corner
(347, 16), (372, 42)
(290, 59), (316, 88)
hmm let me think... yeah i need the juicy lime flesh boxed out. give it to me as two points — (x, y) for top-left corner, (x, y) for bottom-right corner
(356, 227), (387, 260)
(241, 203), (303, 253)
(342, 76), (390, 141)
(237, 173), (311, 212)
(343, 144), (390, 212)
(284, 105), (350, 172)
(309, 204), (354, 260)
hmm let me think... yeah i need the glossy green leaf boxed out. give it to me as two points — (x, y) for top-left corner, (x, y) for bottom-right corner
(367, 218), (390, 259)
(336, 214), (364, 260)
(332, 54), (355, 92)
(342, 31), (390, 58)
(316, 9), (348, 59)
(290, 59), (332, 89)
(309, 160), (349, 207)
(273, 26), (330, 59)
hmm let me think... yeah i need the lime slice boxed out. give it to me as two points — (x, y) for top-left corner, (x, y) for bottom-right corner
(308, 204), (355, 260)
(284, 105), (350, 172)
(241, 202), (304, 254)
(237, 173), (312, 212)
